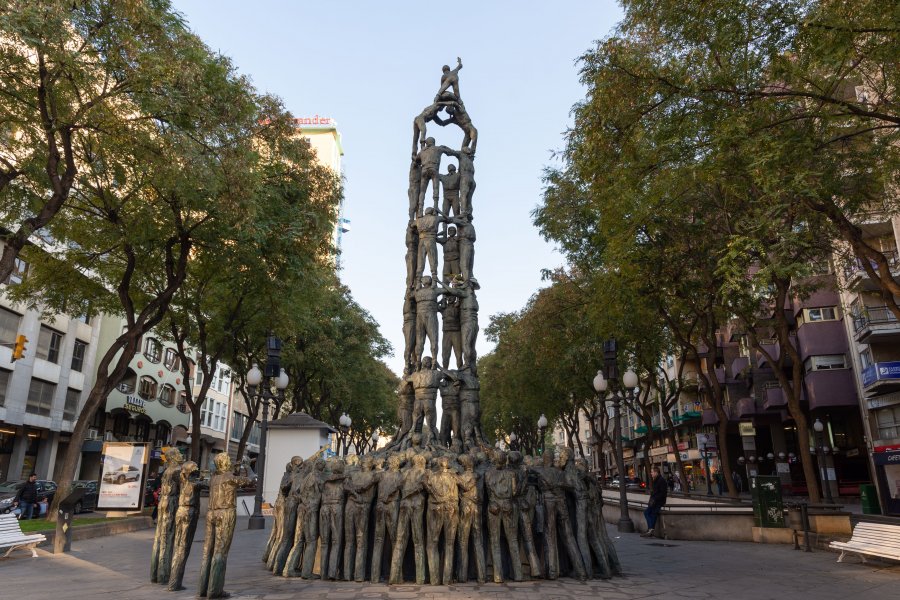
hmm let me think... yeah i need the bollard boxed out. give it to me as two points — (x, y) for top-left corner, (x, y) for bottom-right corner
(53, 508), (73, 554)
(801, 503), (811, 553)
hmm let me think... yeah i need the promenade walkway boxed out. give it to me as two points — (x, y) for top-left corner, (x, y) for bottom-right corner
(0, 517), (897, 599)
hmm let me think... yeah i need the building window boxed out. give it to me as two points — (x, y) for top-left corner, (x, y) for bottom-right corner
(0, 369), (10, 407)
(63, 388), (80, 421)
(155, 423), (171, 445)
(36, 325), (63, 364)
(231, 411), (246, 440)
(138, 375), (158, 401)
(2, 257), (28, 285)
(200, 399), (226, 433)
(144, 338), (162, 363)
(875, 405), (900, 440)
(163, 348), (180, 372)
(112, 412), (130, 437)
(804, 354), (848, 373)
(803, 307), (839, 323)
(177, 392), (188, 414)
(0, 307), (21, 343)
(860, 348), (873, 369)
(158, 384), (176, 407)
(26, 379), (56, 416)
(71, 340), (87, 372)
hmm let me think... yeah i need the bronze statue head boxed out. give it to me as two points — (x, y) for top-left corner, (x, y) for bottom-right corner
(388, 454), (402, 471)
(181, 461), (198, 479)
(165, 447), (184, 466)
(214, 452), (231, 474)
(492, 451), (508, 468)
(508, 451), (523, 467)
(458, 454), (474, 471)
(412, 454), (426, 469)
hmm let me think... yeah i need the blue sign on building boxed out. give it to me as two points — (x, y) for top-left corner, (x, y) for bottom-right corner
(862, 361), (900, 388)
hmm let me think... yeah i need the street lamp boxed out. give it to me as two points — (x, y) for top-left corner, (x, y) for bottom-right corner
(370, 430), (379, 453)
(595, 343), (636, 533)
(246, 344), (289, 530)
(537, 414), (548, 455)
(339, 413), (352, 456)
(509, 432), (517, 452)
(813, 418), (834, 504)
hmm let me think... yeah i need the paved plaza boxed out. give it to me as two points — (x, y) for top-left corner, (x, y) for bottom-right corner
(1, 518), (898, 600)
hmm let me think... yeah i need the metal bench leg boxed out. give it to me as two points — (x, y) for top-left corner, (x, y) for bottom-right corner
(837, 551), (845, 563)
(859, 553), (867, 564)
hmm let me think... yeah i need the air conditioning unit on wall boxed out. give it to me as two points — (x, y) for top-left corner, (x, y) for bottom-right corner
(87, 428), (99, 441)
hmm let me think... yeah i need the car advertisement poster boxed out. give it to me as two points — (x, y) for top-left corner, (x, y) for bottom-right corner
(98, 442), (150, 510)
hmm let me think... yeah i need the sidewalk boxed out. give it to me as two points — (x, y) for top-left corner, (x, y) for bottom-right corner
(1, 517), (897, 599)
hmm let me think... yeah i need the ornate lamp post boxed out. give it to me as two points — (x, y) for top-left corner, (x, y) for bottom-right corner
(370, 430), (380, 453)
(813, 418), (834, 504)
(537, 414), (548, 455)
(246, 352), (289, 530)
(509, 431), (518, 452)
(595, 340), (636, 533)
(339, 413), (352, 456)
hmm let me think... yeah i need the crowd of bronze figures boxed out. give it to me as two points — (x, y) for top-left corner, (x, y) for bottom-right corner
(263, 442), (621, 584)
(150, 448), (251, 599)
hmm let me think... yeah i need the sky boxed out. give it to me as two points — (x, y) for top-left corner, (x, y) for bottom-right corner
(172, 1), (624, 375)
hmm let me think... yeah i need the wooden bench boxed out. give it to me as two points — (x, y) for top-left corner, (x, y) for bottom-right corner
(829, 521), (900, 563)
(0, 513), (47, 558)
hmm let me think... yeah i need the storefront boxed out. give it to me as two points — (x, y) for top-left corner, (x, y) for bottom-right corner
(872, 443), (900, 516)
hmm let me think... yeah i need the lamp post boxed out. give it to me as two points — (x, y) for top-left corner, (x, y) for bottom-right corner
(537, 414), (548, 455)
(339, 413), (352, 457)
(595, 341), (636, 533)
(509, 432), (518, 452)
(701, 443), (713, 496)
(246, 350), (289, 530)
(813, 418), (834, 504)
(370, 430), (379, 453)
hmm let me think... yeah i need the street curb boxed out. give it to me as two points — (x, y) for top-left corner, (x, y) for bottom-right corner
(37, 516), (154, 547)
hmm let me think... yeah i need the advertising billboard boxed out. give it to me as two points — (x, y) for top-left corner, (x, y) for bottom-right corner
(97, 442), (150, 511)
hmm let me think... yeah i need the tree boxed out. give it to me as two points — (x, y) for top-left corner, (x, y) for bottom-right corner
(0, 0), (218, 282)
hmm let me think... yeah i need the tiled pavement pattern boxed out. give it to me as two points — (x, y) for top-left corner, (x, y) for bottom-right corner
(1, 518), (897, 599)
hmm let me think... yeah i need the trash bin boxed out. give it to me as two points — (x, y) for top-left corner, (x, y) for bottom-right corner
(860, 483), (881, 515)
(751, 475), (785, 528)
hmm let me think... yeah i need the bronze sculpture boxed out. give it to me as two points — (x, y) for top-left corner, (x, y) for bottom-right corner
(343, 455), (378, 581)
(263, 460), (294, 566)
(510, 451), (542, 578)
(371, 454), (403, 583)
(484, 451), (523, 582)
(533, 451), (586, 580)
(151, 448), (183, 585)
(318, 460), (346, 581)
(439, 165), (460, 222)
(424, 455), (460, 584)
(456, 453), (487, 583)
(198, 452), (250, 599)
(269, 456), (304, 575)
(389, 454), (428, 584)
(404, 356), (444, 444)
(167, 460), (202, 591)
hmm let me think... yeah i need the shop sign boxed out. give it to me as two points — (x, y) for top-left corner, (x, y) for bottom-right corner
(124, 395), (147, 415)
(874, 443), (900, 453)
(649, 446), (669, 457)
(873, 446), (900, 466)
(739, 422), (756, 437)
(98, 442), (149, 510)
(696, 433), (717, 449)
(677, 441), (689, 451)
(622, 448), (635, 459)
(862, 361), (900, 388)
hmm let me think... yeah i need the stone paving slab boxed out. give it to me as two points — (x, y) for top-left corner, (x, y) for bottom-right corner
(0, 518), (897, 599)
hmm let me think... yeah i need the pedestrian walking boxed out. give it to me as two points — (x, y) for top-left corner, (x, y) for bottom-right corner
(149, 470), (162, 524)
(14, 473), (39, 520)
(732, 469), (743, 494)
(641, 466), (667, 538)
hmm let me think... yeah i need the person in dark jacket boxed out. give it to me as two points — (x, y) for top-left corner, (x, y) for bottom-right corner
(14, 473), (39, 520)
(641, 466), (667, 537)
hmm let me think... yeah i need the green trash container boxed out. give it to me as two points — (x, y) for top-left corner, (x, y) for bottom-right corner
(860, 483), (881, 515)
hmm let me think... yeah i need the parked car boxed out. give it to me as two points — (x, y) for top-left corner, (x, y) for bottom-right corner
(0, 479), (58, 517)
(609, 476), (646, 491)
(71, 480), (99, 513)
(103, 465), (141, 484)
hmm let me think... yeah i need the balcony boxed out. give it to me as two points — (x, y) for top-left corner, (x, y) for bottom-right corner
(861, 361), (900, 395)
(805, 369), (859, 410)
(736, 397), (757, 418)
(756, 339), (780, 368)
(763, 382), (786, 410)
(797, 319), (849, 358)
(852, 306), (900, 344)
(843, 249), (900, 290)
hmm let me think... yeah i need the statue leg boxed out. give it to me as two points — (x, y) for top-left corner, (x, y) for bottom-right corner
(441, 332), (452, 373)
(466, 180), (476, 217)
(575, 499), (592, 578)
(586, 519), (612, 579)
(504, 507), (523, 582)
(328, 506), (343, 580)
(544, 502), (559, 580)
(520, 510), (542, 578)
(263, 499), (283, 563)
(456, 507), (472, 582)
(472, 508), (487, 583)
(416, 238), (427, 281)
(459, 181), (471, 217)
(343, 504), (357, 581)
(389, 508), (410, 584)
(558, 508), (586, 580)
(451, 406), (461, 445)
(318, 507), (331, 580)
(167, 510), (189, 591)
(418, 173), (430, 217)
(411, 503), (426, 585)
(427, 312), (439, 366)
(487, 505), (504, 583)
(300, 509), (320, 579)
(355, 507), (370, 582)
(150, 514), (162, 582)
(157, 511), (175, 584)
(431, 173), (440, 211)
(468, 125), (478, 154)
(443, 506), (458, 585)
(414, 315), (426, 368)
(452, 331), (463, 369)
(283, 508), (306, 576)
(439, 409), (451, 446)
(370, 506), (386, 583)
(594, 506), (621, 575)
(426, 239), (438, 280)
(197, 511), (216, 597)
(207, 509), (237, 599)
(426, 509), (442, 585)
(272, 500), (298, 574)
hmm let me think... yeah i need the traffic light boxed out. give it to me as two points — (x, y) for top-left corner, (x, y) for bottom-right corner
(11, 334), (27, 361)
